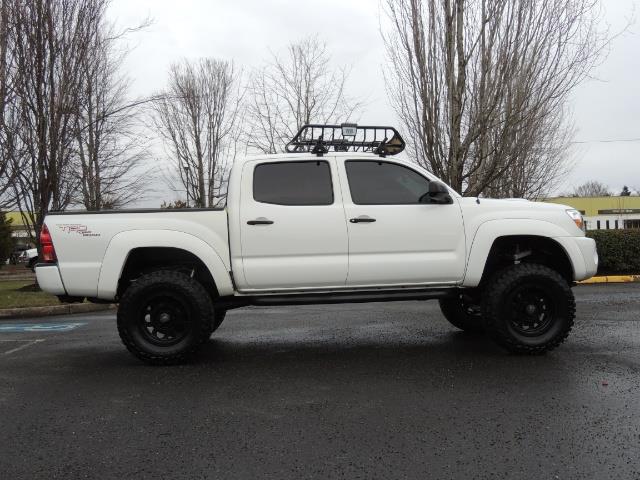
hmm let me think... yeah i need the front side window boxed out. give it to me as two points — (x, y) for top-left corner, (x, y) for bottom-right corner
(345, 160), (430, 205)
(253, 161), (333, 206)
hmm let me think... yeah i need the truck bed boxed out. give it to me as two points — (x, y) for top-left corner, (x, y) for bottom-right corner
(44, 208), (230, 298)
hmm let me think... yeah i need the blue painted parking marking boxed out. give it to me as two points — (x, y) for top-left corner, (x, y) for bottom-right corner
(0, 322), (86, 333)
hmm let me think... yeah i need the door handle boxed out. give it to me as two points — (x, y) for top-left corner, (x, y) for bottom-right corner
(247, 218), (274, 225)
(349, 216), (376, 223)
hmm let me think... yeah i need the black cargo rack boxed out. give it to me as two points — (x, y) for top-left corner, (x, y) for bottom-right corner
(285, 123), (405, 157)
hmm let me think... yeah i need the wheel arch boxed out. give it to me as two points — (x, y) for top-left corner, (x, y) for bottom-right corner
(464, 220), (577, 287)
(97, 230), (234, 300)
(479, 235), (573, 285)
(117, 247), (219, 300)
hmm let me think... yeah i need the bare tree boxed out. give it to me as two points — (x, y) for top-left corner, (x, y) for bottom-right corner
(569, 180), (611, 197)
(482, 108), (576, 199)
(0, 0), (17, 207)
(72, 12), (151, 210)
(383, 0), (611, 198)
(246, 36), (361, 154)
(153, 58), (242, 208)
(5, 0), (105, 241)
(1, 0), (149, 236)
(0, 1), (6, 119)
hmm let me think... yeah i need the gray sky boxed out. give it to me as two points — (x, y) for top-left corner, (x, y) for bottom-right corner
(109, 0), (639, 201)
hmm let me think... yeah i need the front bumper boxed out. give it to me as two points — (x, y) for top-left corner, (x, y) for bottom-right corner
(576, 236), (599, 280)
(554, 236), (598, 282)
(35, 264), (67, 295)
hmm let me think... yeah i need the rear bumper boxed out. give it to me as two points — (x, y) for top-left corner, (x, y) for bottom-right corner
(35, 264), (67, 295)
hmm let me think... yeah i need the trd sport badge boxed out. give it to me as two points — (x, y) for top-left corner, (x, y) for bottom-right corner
(57, 224), (100, 237)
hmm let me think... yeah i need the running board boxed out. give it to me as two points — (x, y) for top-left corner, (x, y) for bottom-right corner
(216, 288), (456, 309)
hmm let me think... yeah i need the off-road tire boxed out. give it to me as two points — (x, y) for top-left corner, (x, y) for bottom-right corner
(439, 295), (484, 333)
(117, 270), (214, 365)
(482, 263), (575, 354)
(209, 309), (227, 337)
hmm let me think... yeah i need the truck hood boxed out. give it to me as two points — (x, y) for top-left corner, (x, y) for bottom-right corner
(457, 197), (583, 236)
(458, 197), (571, 212)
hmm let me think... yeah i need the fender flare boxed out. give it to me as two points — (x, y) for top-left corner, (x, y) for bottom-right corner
(96, 230), (234, 299)
(463, 219), (579, 287)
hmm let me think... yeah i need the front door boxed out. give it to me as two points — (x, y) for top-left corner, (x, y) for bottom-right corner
(338, 159), (466, 287)
(238, 158), (349, 291)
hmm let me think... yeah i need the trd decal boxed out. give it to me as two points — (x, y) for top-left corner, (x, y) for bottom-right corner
(57, 224), (100, 237)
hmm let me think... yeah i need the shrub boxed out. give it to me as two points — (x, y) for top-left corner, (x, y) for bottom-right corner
(586, 229), (640, 275)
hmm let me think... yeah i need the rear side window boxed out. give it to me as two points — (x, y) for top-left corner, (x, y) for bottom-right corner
(253, 161), (333, 205)
(345, 160), (430, 205)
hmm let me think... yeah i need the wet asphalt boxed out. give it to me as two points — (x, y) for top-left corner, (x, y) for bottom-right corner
(0, 283), (639, 479)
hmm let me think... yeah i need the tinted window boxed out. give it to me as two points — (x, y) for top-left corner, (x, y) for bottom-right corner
(253, 161), (333, 205)
(345, 161), (430, 205)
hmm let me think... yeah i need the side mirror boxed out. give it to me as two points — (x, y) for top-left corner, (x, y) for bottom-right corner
(421, 182), (453, 205)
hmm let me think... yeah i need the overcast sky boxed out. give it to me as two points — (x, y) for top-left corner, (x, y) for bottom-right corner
(108, 0), (639, 202)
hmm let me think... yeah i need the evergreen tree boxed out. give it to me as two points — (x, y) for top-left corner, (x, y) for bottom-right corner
(0, 212), (14, 266)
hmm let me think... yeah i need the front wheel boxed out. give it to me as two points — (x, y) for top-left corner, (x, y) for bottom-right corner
(117, 270), (214, 365)
(482, 264), (575, 354)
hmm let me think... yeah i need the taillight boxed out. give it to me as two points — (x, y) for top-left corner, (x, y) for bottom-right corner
(40, 224), (57, 263)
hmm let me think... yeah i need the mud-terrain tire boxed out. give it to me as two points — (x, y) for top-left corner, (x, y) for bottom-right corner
(439, 294), (484, 333)
(482, 263), (575, 354)
(209, 309), (227, 337)
(117, 270), (214, 365)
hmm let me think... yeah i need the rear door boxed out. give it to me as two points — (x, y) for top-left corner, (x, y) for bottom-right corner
(337, 159), (466, 286)
(237, 158), (349, 291)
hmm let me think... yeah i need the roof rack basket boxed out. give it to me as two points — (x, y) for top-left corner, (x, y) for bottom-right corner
(285, 123), (405, 157)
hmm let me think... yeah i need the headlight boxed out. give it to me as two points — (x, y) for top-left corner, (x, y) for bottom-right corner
(566, 209), (585, 232)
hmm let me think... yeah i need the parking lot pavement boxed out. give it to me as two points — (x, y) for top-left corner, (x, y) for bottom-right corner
(1, 284), (639, 479)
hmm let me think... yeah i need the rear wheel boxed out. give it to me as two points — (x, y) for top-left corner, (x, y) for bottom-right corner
(482, 263), (575, 354)
(117, 270), (214, 365)
(438, 293), (484, 333)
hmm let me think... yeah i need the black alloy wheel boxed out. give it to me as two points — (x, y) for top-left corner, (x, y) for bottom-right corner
(117, 270), (214, 364)
(482, 263), (575, 354)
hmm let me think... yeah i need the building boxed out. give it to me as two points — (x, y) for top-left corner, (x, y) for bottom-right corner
(544, 196), (640, 230)
(5, 211), (34, 241)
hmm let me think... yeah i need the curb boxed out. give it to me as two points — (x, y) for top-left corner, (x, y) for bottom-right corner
(578, 275), (640, 284)
(0, 274), (36, 282)
(0, 303), (116, 320)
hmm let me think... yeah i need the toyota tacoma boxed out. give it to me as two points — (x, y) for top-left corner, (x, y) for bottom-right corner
(35, 124), (598, 364)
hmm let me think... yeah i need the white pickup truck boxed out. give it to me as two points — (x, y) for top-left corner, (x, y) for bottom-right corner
(36, 124), (598, 364)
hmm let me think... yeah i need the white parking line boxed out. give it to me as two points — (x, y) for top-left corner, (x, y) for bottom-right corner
(1, 339), (46, 356)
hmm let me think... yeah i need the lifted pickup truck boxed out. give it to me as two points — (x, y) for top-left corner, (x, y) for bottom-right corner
(36, 124), (598, 364)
